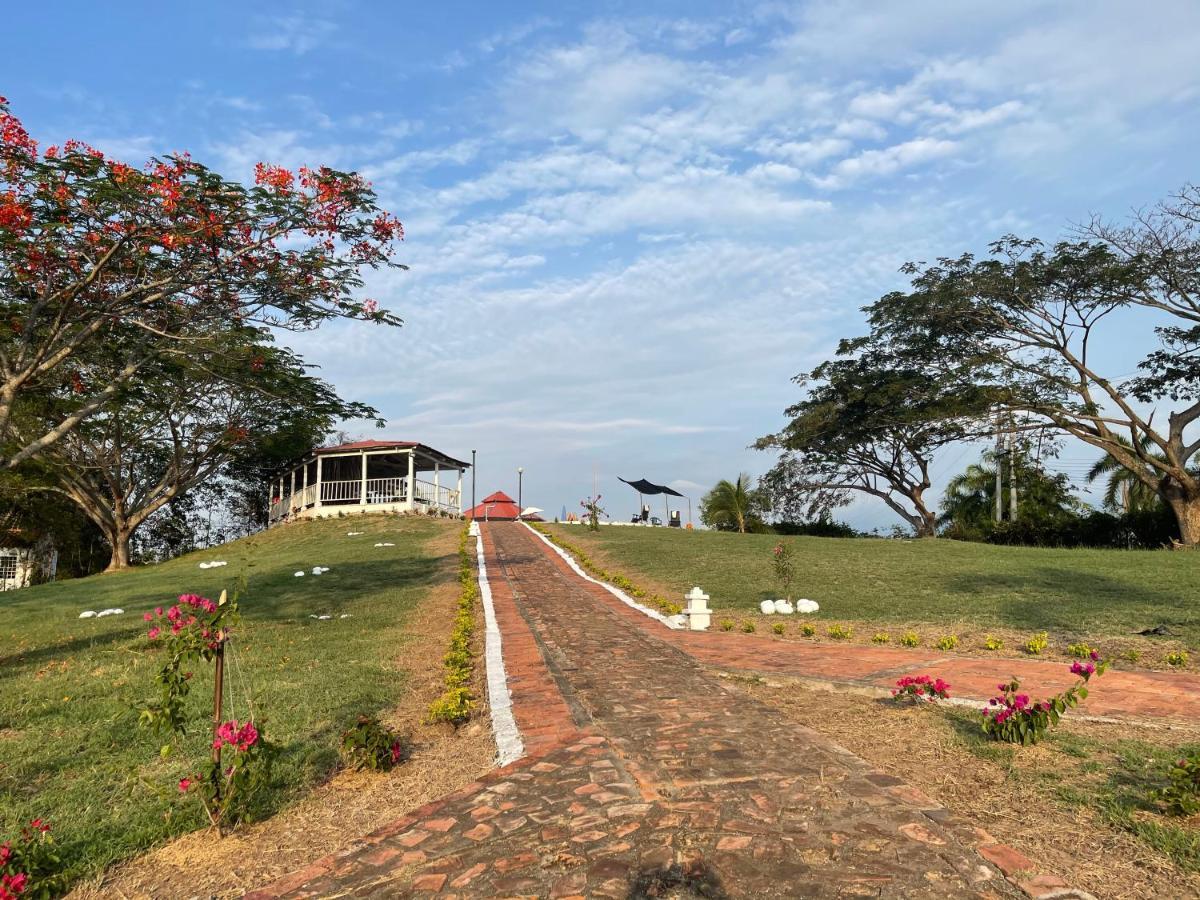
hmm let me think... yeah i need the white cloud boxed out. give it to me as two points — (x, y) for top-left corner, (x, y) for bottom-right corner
(244, 16), (336, 55)
(814, 138), (960, 189)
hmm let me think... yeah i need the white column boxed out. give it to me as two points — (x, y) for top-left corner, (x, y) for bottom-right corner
(406, 451), (416, 512)
(456, 469), (463, 515)
(360, 452), (368, 506)
(434, 462), (441, 513)
(289, 468), (296, 508)
(301, 460), (308, 506)
(314, 456), (323, 508)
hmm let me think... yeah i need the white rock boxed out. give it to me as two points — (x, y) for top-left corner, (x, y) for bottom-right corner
(795, 599), (820, 614)
(347, 531), (364, 536)
(309, 614), (318, 618)
(294, 571), (305, 577)
(759, 599), (776, 615)
(776, 600), (795, 614)
(198, 562), (211, 569)
(317, 614), (331, 620)
(666, 614), (687, 629)
(339, 613), (351, 619)
(96, 608), (124, 617)
(79, 610), (97, 618)
(374, 542), (395, 547)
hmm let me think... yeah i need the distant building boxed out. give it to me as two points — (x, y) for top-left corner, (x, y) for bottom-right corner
(0, 532), (58, 592)
(463, 491), (543, 522)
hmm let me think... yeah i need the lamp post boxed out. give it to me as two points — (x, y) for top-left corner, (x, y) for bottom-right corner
(471, 450), (476, 517)
(517, 467), (524, 520)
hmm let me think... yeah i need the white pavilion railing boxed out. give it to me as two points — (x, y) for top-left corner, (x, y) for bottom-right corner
(320, 479), (363, 502)
(269, 472), (461, 523)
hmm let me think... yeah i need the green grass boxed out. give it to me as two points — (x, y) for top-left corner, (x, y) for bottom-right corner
(0, 514), (457, 886)
(549, 526), (1200, 645)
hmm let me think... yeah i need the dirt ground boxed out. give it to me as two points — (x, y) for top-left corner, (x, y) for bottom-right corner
(737, 675), (1200, 900)
(69, 527), (495, 900)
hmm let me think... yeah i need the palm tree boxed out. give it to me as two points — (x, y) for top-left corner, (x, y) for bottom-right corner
(699, 473), (763, 533)
(1085, 436), (1166, 514)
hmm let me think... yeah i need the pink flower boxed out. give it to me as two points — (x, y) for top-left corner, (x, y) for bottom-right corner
(178, 778), (191, 792)
(0, 843), (10, 866)
(143, 612), (153, 622)
(155, 606), (163, 616)
(1089, 650), (1100, 661)
(147, 626), (161, 640)
(362, 298), (379, 315)
(28, 818), (48, 834)
(390, 741), (403, 763)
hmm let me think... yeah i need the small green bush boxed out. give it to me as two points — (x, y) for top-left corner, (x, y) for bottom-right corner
(741, 621), (757, 634)
(1150, 748), (1200, 816)
(1067, 642), (1093, 659)
(1024, 632), (1049, 655)
(772, 623), (785, 636)
(800, 623), (816, 637)
(720, 619), (735, 632)
(827, 624), (853, 641)
(983, 636), (1004, 651)
(935, 635), (959, 651)
(341, 715), (411, 772)
(899, 631), (920, 648)
(871, 632), (891, 644)
(1123, 648), (1142, 663)
(1166, 650), (1190, 668)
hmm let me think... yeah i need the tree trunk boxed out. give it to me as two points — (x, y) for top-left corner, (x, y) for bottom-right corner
(1167, 494), (1200, 547)
(105, 526), (133, 571)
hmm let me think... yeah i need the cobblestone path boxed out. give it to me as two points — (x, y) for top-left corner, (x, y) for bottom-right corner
(249, 523), (1027, 898)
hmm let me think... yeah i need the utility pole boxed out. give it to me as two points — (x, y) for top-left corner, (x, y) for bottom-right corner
(471, 449), (476, 515)
(994, 411), (1004, 523)
(517, 467), (524, 520)
(1009, 429), (1018, 520)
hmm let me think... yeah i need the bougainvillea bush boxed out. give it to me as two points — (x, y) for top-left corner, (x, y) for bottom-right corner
(892, 675), (951, 703)
(341, 715), (412, 772)
(1149, 748), (1200, 816)
(0, 819), (63, 900)
(981, 652), (1108, 745)
(177, 719), (277, 831)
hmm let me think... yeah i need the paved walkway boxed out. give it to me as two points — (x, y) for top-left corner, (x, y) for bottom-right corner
(248, 524), (1069, 898)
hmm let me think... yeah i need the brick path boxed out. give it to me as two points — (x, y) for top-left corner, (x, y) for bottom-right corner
(249, 524), (1041, 898)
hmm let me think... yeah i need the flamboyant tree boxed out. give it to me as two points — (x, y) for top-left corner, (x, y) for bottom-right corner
(22, 336), (373, 570)
(0, 97), (403, 469)
(866, 188), (1200, 545)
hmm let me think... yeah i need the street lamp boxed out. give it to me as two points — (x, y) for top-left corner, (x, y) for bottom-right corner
(471, 450), (476, 516)
(517, 467), (524, 520)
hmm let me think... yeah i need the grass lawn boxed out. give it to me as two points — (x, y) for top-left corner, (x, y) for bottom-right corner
(547, 525), (1200, 648)
(0, 514), (460, 889)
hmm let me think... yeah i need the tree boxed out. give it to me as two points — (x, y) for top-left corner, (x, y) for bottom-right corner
(22, 334), (372, 570)
(865, 187), (1200, 545)
(699, 474), (766, 533)
(939, 448), (1084, 541)
(1085, 435), (1168, 514)
(0, 97), (403, 470)
(757, 339), (993, 537)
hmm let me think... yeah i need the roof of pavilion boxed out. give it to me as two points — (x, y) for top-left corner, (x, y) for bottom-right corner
(270, 440), (471, 478)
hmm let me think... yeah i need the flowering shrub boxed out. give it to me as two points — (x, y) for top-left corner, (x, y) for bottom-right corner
(139, 591), (239, 738)
(178, 718), (277, 830)
(1023, 632), (1049, 655)
(1067, 642), (1094, 659)
(983, 635), (1004, 651)
(428, 527), (476, 726)
(872, 632), (891, 644)
(827, 624), (853, 640)
(892, 675), (951, 703)
(935, 635), (959, 651)
(580, 495), (606, 531)
(1166, 650), (1190, 668)
(899, 631), (921, 647)
(0, 819), (63, 899)
(1149, 748), (1200, 816)
(740, 621), (756, 634)
(800, 623), (816, 637)
(771, 623), (785, 636)
(341, 715), (411, 772)
(981, 652), (1108, 745)
(719, 619), (735, 632)
(771, 541), (795, 602)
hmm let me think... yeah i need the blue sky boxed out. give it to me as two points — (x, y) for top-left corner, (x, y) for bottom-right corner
(7, 1), (1200, 527)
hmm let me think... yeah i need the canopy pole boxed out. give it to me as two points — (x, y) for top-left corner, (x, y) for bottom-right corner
(664, 495), (670, 524)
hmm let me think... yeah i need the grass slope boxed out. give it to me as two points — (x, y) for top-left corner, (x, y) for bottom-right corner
(0, 514), (458, 886)
(548, 526), (1200, 645)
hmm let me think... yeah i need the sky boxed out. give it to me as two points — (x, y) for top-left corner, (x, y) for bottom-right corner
(6, 1), (1199, 528)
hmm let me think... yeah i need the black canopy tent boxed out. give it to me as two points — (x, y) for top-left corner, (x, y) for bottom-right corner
(619, 477), (689, 526)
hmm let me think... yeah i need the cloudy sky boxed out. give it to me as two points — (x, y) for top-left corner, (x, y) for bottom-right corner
(8, 1), (1199, 527)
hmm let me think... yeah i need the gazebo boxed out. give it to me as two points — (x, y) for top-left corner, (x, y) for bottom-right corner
(267, 440), (470, 526)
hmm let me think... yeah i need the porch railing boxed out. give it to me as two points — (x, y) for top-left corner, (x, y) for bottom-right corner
(270, 474), (461, 523)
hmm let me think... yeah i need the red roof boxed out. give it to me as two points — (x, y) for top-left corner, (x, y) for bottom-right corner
(464, 491), (519, 521)
(310, 439), (469, 468)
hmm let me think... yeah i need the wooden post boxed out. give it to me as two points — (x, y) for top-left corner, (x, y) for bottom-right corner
(210, 589), (229, 823)
(456, 469), (463, 515)
(289, 468), (296, 510)
(434, 462), (441, 514)
(360, 451), (368, 506)
(406, 451), (416, 512)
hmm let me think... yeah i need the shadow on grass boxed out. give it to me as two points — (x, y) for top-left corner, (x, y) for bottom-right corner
(0, 625), (142, 678)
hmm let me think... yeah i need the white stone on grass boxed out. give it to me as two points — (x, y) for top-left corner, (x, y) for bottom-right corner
(339, 614), (351, 619)
(96, 608), (124, 617)
(79, 610), (97, 618)
(759, 599), (776, 615)
(317, 614), (331, 620)
(373, 542), (395, 547)
(294, 571), (305, 577)
(795, 599), (820, 614)
(347, 532), (364, 536)
(776, 600), (795, 614)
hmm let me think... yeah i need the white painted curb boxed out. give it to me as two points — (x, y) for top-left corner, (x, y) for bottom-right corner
(472, 522), (525, 766)
(522, 522), (683, 630)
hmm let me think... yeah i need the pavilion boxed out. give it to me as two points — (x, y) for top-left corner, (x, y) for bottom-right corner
(267, 439), (470, 526)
